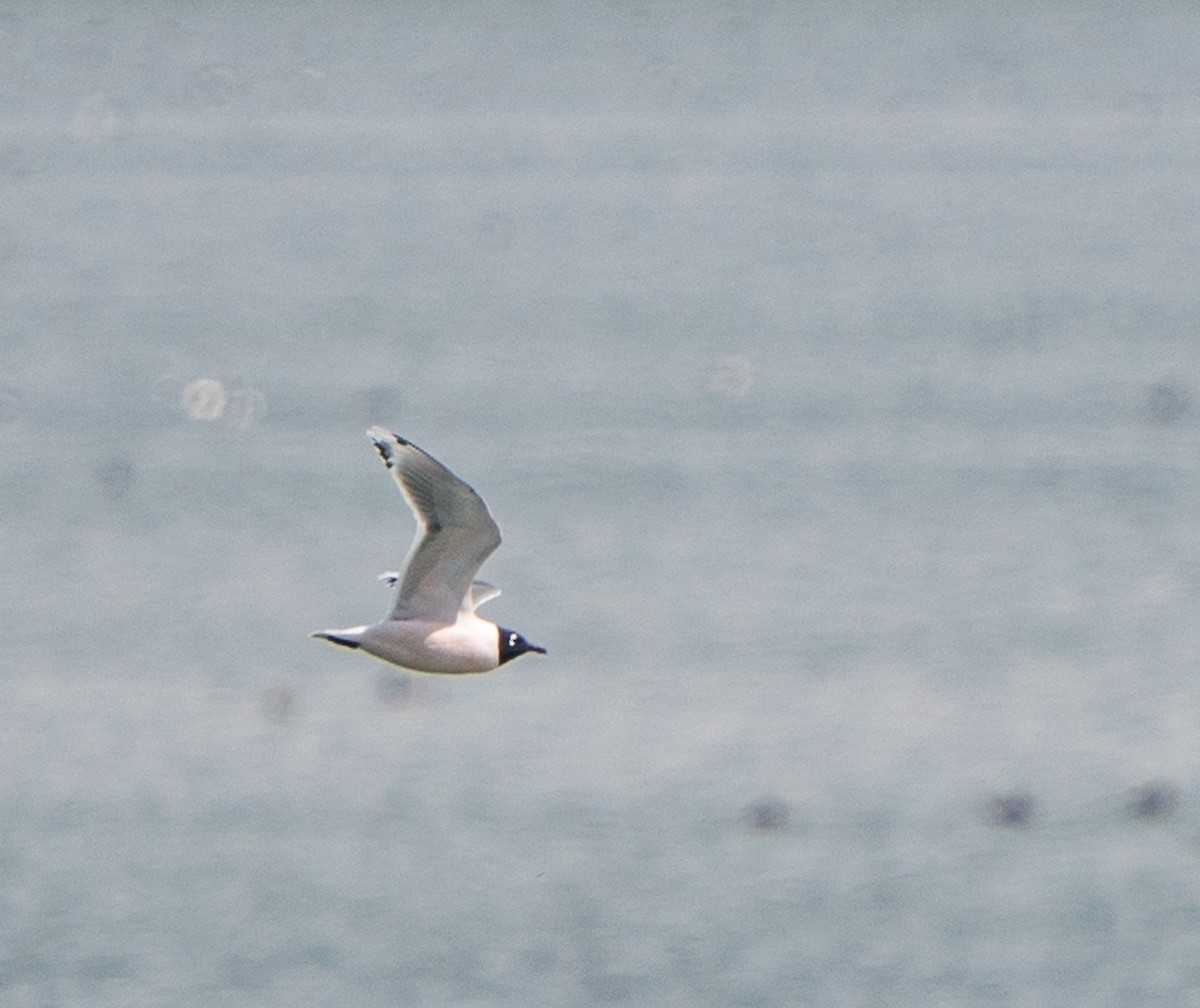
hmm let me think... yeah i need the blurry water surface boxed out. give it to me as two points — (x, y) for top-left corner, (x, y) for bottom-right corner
(4, 3), (1200, 1005)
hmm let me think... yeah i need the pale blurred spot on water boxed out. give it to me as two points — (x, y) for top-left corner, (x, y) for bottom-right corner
(177, 378), (266, 427)
(222, 387), (267, 429)
(181, 378), (227, 421)
(190, 64), (241, 107)
(68, 92), (118, 143)
(705, 354), (753, 399)
(288, 66), (330, 109)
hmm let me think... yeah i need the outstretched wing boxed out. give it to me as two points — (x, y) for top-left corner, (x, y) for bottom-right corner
(367, 428), (501, 625)
(462, 580), (502, 613)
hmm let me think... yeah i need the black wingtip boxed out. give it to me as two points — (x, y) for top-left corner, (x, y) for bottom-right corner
(369, 432), (394, 468)
(368, 428), (416, 467)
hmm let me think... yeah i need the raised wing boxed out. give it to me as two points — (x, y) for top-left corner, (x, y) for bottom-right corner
(367, 428), (502, 624)
(462, 580), (502, 613)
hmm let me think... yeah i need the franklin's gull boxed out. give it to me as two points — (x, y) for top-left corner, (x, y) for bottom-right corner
(311, 428), (546, 673)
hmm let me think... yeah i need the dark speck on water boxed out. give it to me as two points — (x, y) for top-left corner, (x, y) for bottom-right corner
(1127, 781), (1179, 820)
(743, 798), (791, 833)
(991, 793), (1036, 829)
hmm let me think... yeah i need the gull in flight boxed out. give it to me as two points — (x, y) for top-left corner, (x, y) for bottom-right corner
(311, 428), (546, 673)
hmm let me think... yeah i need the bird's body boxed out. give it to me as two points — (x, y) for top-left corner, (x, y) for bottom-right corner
(312, 614), (504, 673)
(311, 428), (546, 674)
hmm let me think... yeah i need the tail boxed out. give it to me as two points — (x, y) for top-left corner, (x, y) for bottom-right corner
(310, 627), (368, 650)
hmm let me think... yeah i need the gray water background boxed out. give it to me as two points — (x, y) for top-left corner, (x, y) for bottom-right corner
(4, 2), (1200, 1004)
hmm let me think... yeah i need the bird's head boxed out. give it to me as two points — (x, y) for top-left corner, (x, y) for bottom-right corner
(497, 627), (547, 665)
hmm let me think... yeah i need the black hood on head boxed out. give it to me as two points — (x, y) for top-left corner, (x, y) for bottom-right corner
(497, 626), (547, 665)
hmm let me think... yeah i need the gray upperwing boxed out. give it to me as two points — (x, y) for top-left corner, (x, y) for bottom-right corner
(367, 428), (502, 625)
(462, 580), (502, 613)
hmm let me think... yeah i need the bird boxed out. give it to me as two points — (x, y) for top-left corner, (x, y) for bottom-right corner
(311, 428), (546, 673)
